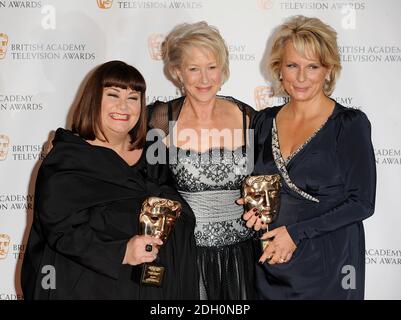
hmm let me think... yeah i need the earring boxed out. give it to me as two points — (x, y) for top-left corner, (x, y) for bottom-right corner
(325, 75), (330, 82)
(279, 73), (282, 81)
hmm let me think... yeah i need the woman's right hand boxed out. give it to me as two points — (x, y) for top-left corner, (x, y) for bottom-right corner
(236, 198), (269, 231)
(122, 235), (163, 266)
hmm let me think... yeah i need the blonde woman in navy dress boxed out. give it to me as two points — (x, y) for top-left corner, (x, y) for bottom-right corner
(242, 16), (376, 299)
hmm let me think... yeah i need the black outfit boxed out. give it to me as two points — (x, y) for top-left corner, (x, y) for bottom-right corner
(21, 128), (198, 300)
(148, 96), (259, 300)
(252, 102), (376, 299)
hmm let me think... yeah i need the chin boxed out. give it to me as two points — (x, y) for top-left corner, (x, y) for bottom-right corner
(106, 125), (134, 136)
(194, 92), (218, 102)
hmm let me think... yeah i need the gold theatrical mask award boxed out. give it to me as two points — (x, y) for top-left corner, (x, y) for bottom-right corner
(139, 196), (181, 286)
(242, 174), (281, 250)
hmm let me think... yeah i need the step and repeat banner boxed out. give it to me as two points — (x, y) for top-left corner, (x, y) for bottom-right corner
(0, 0), (400, 300)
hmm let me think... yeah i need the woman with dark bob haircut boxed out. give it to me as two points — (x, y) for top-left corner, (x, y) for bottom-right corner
(21, 60), (198, 300)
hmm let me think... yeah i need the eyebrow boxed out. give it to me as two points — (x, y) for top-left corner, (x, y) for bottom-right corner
(284, 59), (320, 64)
(105, 87), (120, 92)
(105, 87), (140, 94)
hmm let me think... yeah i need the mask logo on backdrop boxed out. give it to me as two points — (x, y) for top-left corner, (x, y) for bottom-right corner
(0, 234), (11, 259)
(258, 0), (274, 10)
(0, 33), (8, 60)
(0, 135), (10, 161)
(97, 0), (113, 9)
(0, 136), (47, 161)
(254, 85), (274, 111)
(148, 33), (165, 60)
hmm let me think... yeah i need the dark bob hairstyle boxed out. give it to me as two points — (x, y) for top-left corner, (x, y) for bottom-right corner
(72, 60), (147, 149)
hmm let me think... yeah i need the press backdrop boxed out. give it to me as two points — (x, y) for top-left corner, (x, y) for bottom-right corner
(1, 0), (400, 300)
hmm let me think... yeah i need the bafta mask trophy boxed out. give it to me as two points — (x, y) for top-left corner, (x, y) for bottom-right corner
(139, 196), (181, 286)
(242, 174), (281, 250)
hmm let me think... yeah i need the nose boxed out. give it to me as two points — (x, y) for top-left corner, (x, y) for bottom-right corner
(200, 68), (209, 84)
(117, 97), (130, 110)
(264, 190), (271, 206)
(296, 67), (306, 82)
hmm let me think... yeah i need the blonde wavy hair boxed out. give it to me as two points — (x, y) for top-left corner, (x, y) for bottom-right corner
(162, 21), (230, 87)
(268, 15), (342, 96)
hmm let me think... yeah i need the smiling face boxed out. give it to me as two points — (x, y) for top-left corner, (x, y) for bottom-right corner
(175, 46), (222, 104)
(99, 86), (141, 139)
(281, 42), (331, 102)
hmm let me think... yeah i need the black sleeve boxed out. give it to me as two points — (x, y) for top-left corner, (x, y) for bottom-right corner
(36, 170), (129, 280)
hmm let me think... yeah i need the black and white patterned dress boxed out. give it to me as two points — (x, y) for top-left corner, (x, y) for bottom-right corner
(149, 96), (259, 300)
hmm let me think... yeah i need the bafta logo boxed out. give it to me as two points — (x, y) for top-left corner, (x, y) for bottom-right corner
(96, 0), (113, 9)
(148, 33), (165, 60)
(0, 33), (9, 60)
(0, 134), (10, 161)
(0, 234), (11, 260)
(254, 85), (274, 111)
(139, 197), (181, 286)
(242, 174), (281, 250)
(257, 0), (274, 10)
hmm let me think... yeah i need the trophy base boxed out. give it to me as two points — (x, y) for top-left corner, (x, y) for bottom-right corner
(261, 239), (270, 251)
(261, 235), (275, 251)
(141, 263), (165, 286)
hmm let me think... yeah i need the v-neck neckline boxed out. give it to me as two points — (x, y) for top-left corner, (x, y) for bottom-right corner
(272, 103), (338, 166)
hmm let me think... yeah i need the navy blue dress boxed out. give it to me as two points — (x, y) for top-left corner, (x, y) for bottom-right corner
(251, 102), (376, 299)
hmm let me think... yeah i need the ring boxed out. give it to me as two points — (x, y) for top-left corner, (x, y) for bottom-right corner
(266, 255), (272, 262)
(145, 244), (153, 252)
(260, 212), (272, 224)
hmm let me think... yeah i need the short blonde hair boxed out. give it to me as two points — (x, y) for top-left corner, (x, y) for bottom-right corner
(162, 21), (230, 87)
(268, 15), (341, 96)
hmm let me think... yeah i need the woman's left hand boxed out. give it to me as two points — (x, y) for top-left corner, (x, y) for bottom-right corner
(259, 226), (297, 265)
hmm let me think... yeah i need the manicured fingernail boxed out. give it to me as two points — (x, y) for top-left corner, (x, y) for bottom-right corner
(258, 260), (263, 264)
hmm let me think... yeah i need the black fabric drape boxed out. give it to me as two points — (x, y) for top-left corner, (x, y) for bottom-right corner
(21, 128), (199, 300)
